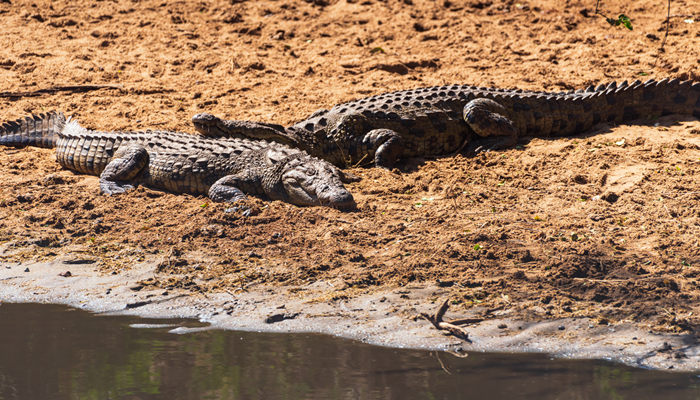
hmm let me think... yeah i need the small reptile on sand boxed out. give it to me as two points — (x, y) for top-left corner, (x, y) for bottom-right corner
(0, 112), (356, 209)
(193, 78), (699, 168)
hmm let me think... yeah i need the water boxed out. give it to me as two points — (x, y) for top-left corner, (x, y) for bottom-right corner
(0, 303), (698, 400)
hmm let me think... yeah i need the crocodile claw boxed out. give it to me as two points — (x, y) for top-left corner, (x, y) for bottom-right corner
(224, 204), (253, 217)
(99, 180), (136, 195)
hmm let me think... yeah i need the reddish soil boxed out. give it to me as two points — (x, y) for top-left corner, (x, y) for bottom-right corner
(0, 0), (698, 335)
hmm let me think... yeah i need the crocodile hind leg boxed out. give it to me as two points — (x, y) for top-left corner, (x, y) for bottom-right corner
(362, 129), (403, 168)
(463, 98), (518, 152)
(99, 145), (149, 195)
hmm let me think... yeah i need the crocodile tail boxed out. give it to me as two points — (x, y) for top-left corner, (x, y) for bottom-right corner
(0, 111), (65, 148)
(542, 79), (699, 137)
(632, 78), (700, 118)
(595, 78), (700, 124)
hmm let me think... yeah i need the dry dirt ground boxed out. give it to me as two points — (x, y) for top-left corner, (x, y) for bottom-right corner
(0, 0), (699, 354)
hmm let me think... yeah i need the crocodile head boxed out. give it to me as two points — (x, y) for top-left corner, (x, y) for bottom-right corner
(265, 153), (356, 210)
(192, 112), (300, 146)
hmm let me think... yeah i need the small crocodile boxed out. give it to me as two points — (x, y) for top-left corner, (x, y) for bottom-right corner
(193, 78), (699, 168)
(0, 112), (356, 209)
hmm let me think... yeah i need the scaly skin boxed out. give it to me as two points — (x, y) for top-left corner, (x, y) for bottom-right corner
(0, 112), (356, 209)
(193, 78), (700, 168)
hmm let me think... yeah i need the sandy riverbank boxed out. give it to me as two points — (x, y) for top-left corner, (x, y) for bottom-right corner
(2, 257), (698, 371)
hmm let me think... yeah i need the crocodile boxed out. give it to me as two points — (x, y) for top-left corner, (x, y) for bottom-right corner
(0, 112), (356, 209)
(192, 78), (700, 168)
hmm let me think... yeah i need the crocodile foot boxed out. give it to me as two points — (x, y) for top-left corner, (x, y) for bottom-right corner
(362, 129), (403, 169)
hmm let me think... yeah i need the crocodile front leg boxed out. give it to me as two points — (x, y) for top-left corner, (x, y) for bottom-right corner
(208, 175), (249, 202)
(99, 145), (149, 195)
(463, 98), (518, 152)
(362, 129), (403, 169)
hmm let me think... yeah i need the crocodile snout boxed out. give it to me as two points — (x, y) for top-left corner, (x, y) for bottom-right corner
(191, 113), (217, 125)
(323, 189), (356, 211)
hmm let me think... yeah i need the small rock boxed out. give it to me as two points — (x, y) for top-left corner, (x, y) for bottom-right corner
(271, 29), (285, 40)
(58, 271), (72, 277)
(558, 325), (565, 331)
(498, 323), (508, 329)
(24, 268), (30, 272)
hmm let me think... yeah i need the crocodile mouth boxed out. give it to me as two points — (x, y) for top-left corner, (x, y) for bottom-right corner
(320, 189), (356, 211)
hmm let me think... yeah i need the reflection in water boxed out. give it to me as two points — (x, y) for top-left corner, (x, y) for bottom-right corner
(0, 303), (698, 400)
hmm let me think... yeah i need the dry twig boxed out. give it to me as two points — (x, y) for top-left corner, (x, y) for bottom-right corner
(0, 84), (121, 98)
(419, 299), (481, 342)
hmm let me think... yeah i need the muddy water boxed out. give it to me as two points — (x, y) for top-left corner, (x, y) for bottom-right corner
(0, 303), (698, 400)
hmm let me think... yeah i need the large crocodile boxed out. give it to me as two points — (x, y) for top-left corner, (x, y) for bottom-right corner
(192, 78), (700, 168)
(0, 112), (356, 209)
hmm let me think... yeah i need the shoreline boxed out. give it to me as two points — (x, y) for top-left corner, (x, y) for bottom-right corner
(2, 258), (698, 372)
